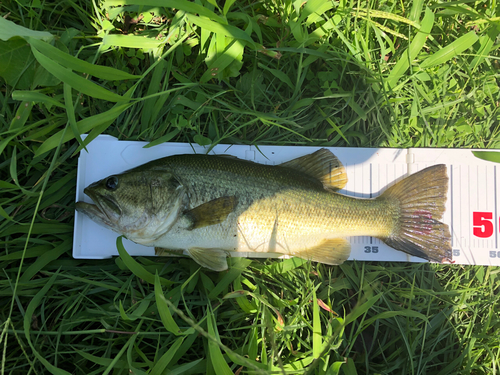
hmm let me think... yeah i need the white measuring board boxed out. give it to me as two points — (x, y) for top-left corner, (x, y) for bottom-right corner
(73, 135), (500, 266)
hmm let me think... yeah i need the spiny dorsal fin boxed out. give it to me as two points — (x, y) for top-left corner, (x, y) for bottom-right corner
(187, 247), (228, 271)
(184, 196), (238, 230)
(296, 238), (351, 265)
(279, 149), (348, 191)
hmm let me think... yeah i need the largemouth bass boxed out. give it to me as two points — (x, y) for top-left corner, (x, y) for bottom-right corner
(76, 149), (452, 271)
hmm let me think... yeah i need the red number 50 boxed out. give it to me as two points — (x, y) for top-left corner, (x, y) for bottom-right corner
(473, 212), (493, 238)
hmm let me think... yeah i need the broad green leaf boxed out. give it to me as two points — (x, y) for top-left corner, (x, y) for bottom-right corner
(12, 90), (65, 108)
(193, 134), (211, 146)
(472, 151), (500, 163)
(30, 47), (124, 102)
(104, 0), (227, 24)
(154, 272), (182, 335)
(420, 30), (479, 69)
(0, 38), (36, 89)
(27, 37), (140, 80)
(116, 237), (174, 286)
(0, 17), (53, 41)
(303, 0), (335, 25)
(200, 38), (245, 82)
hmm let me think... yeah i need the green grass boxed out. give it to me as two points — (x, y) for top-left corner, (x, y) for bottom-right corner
(1, 0), (500, 374)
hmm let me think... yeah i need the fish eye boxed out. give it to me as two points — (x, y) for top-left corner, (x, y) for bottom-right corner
(105, 176), (118, 190)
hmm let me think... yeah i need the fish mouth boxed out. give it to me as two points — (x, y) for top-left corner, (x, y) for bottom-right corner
(76, 189), (122, 228)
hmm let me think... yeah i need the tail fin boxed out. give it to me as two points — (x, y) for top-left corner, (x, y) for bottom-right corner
(379, 164), (452, 262)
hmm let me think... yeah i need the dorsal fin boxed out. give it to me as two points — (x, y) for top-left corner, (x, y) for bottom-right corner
(279, 149), (348, 191)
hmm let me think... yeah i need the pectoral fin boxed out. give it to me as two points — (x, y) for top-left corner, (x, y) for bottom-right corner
(279, 149), (347, 191)
(297, 238), (351, 265)
(187, 247), (229, 271)
(184, 196), (238, 230)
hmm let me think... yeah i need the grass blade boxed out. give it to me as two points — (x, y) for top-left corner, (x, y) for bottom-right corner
(154, 272), (182, 335)
(104, 0), (227, 24)
(27, 37), (140, 80)
(12, 90), (65, 108)
(0, 17), (53, 41)
(102, 34), (165, 49)
(23, 272), (72, 375)
(30, 47), (124, 102)
(35, 103), (132, 156)
(312, 287), (322, 359)
(150, 336), (184, 374)
(186, 14), (256, 49)
(207, 258), (252, 300)
(207, 308), (233, 375)
(63, 83), (86, 150)
(420, 30), (479, 68)
(116, 236), (174, 286)
(472, 151), (500, 163)
(386, 7), (434, 89)
(19, 239), (71, 282)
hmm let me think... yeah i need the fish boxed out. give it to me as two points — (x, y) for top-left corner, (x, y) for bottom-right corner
(75, 149), (452, 271)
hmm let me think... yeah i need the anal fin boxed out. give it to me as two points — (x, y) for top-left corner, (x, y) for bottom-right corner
(296, 238), (351, 265)
(187, 247), (229, 271)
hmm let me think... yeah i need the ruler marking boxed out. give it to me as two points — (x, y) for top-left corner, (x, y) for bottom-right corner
(370, 163), (372, 198)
